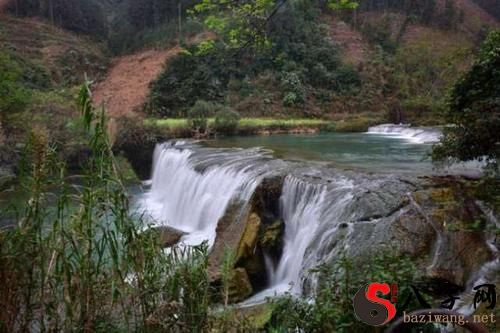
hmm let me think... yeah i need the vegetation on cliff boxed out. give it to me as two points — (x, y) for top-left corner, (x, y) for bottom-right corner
(433, 29), (500, 169)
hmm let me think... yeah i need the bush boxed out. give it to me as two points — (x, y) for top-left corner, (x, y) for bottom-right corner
(0, 82), (212, 332)
(0, 52), (29, 118)
(432, 30), (500, 167)
(187, 100), (214, 135)
(148, 43), (236, 117)
(268, 252), (418, 332)
(214, 108), (241, 134)
(280, 72), (305, 107)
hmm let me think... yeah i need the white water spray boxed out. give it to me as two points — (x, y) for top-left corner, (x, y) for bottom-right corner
(136, 143), (265, 247)
(368, 124), (442, 144)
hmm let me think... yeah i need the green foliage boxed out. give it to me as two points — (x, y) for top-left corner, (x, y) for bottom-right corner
(187, 100), (216, 135)
(148, 42), (235, 117)
(214, 108), (241, 134)
(149, 0), (360, 117)
(193, 0), (278, 49)
(268, 252), (420, 332)
(193, 0), (357, 50)
(0, 81), (211, 331)
(281, 72), (306, 107)
(0, 52), (29, 118)
(328, 0), (359, 10)
(433, 30), (500, 167)
(360, 16), (398, 53)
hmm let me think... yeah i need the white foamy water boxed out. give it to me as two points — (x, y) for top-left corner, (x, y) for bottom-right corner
(135, 143), (267, 247)
(242, 174), (356, 306)
(272, 176), (327, 292)
(368, 124), (442, 144)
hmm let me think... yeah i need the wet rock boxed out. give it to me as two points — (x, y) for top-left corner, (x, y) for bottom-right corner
(144, 225), (186, 248)
(208, 201), (250, 282)
(227, 268), (253, 303)
(259, 219), (284, 259)
(251, 175), (285, 221)
(236, 213), (261, 261)
(302, 176), (496, 295)
(235, 213), (267, 284)
(209, 176), (286, 292)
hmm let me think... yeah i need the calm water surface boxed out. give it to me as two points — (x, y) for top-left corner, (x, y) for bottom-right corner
(205, 133), (441, 174)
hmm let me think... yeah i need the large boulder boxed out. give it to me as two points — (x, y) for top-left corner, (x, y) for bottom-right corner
(208, 175), (286, 300)
(302, 176), (496, 297)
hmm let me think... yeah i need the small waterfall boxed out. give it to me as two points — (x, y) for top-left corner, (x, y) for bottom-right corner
(243, 174), (357, 305)
(242, 176), (327, 304)
(136, 142), (270, 247)
(368, 124), (442, 144)
(449, 201), (500, 322)
(270, 176), (327, 293)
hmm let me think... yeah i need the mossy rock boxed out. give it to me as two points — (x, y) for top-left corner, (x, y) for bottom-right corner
(260, 219), (284, 257)
(228, 268), (253, 303)
(236, 213), (261, 262)
(141, 226), (186, 248)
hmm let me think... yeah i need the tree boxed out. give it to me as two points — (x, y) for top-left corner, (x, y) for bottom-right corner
(192, 0), (358, 52)
(432, 30), (500, 167)
(8, 0), (107, 36)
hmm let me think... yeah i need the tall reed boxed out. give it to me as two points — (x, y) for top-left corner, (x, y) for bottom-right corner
(0, 81), (210, 332)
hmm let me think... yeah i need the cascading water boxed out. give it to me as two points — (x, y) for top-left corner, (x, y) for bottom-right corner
(136, 140), (497, 315)
(269, 176), (327, 294)
(243, 173), (356, 305)
(368, 123), (442, 144)
(135, 142), (275, 247)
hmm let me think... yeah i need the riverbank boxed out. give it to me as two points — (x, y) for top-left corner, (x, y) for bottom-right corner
(145, 114), (384, 137)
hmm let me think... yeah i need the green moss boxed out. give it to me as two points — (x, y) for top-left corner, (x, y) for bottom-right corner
(260, 219), (284, 250)
(236, 213), (261, 261)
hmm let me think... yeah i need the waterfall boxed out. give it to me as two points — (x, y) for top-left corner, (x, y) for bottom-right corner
(448, 201), (500, 325)
(368, 124), (442, 144)
(136, 142), (271, 247)
(271, 176), (327, 293)
(243, 174), (355, 305)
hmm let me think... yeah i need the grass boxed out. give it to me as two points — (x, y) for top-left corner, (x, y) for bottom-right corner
(146, 118), (334, 136)
(149, 117), (330, 128)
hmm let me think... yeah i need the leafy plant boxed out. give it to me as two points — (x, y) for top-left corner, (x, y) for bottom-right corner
(214, 107), (241, 135)
(0, 81), (211, 332)
(432, 30), (500, 169)
(268, 251), (420, 332)
(187, 100), (215, 137)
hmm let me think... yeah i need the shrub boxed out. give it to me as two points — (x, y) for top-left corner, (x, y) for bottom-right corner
(148, 43), (236, 117)
(214, 108), (240, 134)
(280, 72), (305, 107)
(268, 252), (418, 332)
(432, 30), (500, 168)
(0, 81), (211, 332)
(0, 52), (29, 118)
(187, 100), (214, 135)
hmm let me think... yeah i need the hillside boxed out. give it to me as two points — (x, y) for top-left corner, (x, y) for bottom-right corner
(0, 13), (109, 175)
(1, 0), (499, 137)
(0, 15), (108, 86)
(93, 47), (181, 118)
